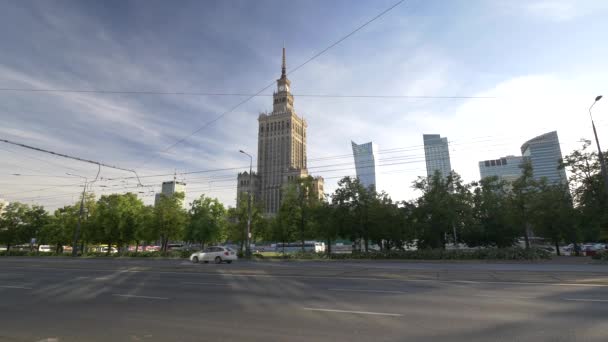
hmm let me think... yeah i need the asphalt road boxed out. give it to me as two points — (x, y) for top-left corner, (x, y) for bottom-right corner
(1, 258), (607, 342)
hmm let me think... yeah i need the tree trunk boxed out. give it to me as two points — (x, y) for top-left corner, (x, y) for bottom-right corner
(80, 241), (85, 255)
(326, 237), (332, 258)
(135, 241), (140, 253)
(55, 243), (61, 254)
(521, 204), (530, 250)
(161, 237), (168, 253)
(6, 242), (10, 254)
(364, 237), (369, 252)
(106, 240), (112, 256)
(200, 241), (205, 250)
(555, 240), (561, 256)
(301, 211), (306, 253)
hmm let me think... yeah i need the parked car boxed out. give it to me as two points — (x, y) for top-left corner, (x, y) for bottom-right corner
(581, 243), (606, 256)
(145, 245), (161, 252)
(167, 244), (185, 251)
(190, 246), (237, 264)
(38, 245), (53, 253)
(101, 247), (118, 254)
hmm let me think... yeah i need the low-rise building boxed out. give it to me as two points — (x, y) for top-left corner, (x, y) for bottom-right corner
(478, 155), (525, 183)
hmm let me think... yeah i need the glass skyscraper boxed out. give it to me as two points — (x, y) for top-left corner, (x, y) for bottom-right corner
(520, 131), (568, 185)
(351, 141), (378, 190)
(478, 155), (524, 183)
(423, 134), (452, 179)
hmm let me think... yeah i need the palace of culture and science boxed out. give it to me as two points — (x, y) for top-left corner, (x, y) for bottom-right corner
(236, 48), (324, 215)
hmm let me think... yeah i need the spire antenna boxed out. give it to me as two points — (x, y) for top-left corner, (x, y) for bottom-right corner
(281, 44), (286, 78)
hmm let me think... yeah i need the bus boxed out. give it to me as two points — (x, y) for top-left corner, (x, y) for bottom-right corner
(275, 241), (325, 253)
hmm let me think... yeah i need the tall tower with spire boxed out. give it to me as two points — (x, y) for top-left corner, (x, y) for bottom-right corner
(231, 47), (317, 215)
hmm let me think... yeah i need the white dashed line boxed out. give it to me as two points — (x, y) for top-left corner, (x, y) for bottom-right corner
(0, 285), (32, 290)
(302, 307), (402, 317)
(112, 294), (168, 300)
(328, 288), (407, 294)
(474, 294), (536, 299)
(563, 298), (608, 303)
(181, 282), (228, 286)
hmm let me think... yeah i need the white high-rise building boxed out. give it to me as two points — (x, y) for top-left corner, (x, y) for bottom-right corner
(351, 141), (378, 191)
(423, 134), (452, 179)
(154, 180), (186, 207)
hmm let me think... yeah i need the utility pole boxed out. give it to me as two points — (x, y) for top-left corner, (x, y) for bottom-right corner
(239, 150), (253, 258)
(68, 173), (87, 257)
(589, 96), (608, 197)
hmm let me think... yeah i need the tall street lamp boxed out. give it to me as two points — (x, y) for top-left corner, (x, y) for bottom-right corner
(239, 150), (253, 258)
(67, 173), (87, 257)
(589, 96), (608, 197)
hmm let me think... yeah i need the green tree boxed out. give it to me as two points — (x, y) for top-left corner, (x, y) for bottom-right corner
(93, 194), (123, 255)
(412, 171), (468, 249)
(134, 205), (155, 252)
(508, 161), (538, 249)
(226, 197), (265, 253)
(78, 192), (99, 253)
(39, 205), (78, 253)
(152, 192), (187, 252)
(561, 141), (607, 242)
(464, 177), (519, 248)
(331, 176), (374, 252)
(310, 201), (341, 256)
(185, 195), (226, 249)
(24, 205), (50, 251)
(529, 181), (576, 255)
(0, 202), (31, 253)
(276, 176), (322, 252)
(117, 193), (146, 252)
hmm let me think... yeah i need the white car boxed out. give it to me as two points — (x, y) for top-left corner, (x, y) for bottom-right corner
(190, 246), (237, 264)
(38, 245), (53, 253)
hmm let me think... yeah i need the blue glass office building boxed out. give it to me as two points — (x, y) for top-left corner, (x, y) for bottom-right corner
(520, 131), (567, 185)
(351, 141), (378, 190)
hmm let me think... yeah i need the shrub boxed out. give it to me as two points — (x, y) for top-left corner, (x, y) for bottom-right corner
(327, 247), (550, 260)
(592, 250), (608, 261)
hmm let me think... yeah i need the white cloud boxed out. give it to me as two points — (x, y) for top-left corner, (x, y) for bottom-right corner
(504, 0), (608, 22)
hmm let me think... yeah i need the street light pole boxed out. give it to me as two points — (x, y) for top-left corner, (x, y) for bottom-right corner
(239, 150), (253, 258)
(589, 95), (608, 197)
(67, 173), (87, 257)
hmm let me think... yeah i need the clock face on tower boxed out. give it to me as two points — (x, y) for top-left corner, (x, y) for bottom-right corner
(278, 85), (286, 91)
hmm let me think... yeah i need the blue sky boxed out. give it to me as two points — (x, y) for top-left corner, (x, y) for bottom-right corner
(1, 0), (608, 209)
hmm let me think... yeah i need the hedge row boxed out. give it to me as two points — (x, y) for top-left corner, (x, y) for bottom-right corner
(0, 250), (192, 258)
(260, 247), (552, 261)
(2, 247), (551, 260)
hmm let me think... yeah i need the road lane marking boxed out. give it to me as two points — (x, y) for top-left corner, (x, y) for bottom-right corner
(5, 265), (608, 288)
(181, 282), (228, 286)
(0, 285), (32, 290)
(563, 298), (608, 303)
(112, 294), (168, 300)
(474, 294), (536, 300)
(328, 288), (407, 294)
(303, 307), (402, 317)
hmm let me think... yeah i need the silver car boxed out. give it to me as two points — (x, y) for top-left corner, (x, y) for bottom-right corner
(190, 246), (237, 264)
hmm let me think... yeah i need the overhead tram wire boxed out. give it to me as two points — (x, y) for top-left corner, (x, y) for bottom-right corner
(100, 133), (563, 182)
(133, 0), (407, 169)
(6, 133), (575, 200)
(0, 138), (143, 186)
(10, 132), (569, 194)
(0, 88), (494, 100)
